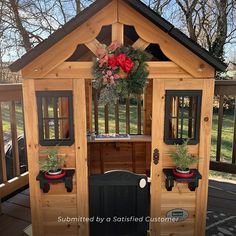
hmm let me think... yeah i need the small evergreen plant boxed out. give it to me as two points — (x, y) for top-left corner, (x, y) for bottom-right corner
(39, 150), (64, 173)
(169, 140), (198, 170)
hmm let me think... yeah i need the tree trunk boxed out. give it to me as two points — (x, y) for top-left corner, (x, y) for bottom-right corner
(210, 0), (228, 60)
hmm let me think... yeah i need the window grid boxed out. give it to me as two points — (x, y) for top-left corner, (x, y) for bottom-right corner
(164, 90), (202, 145)
(36, 91), (74, 146)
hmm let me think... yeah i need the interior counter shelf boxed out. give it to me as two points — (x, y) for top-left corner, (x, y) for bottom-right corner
(36, 169), (75, 193)
(163, 168), (202, 191)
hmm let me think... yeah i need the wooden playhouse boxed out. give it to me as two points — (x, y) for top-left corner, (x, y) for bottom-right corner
(9, 0), (227, 236)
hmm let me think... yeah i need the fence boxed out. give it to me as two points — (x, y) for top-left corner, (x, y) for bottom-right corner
(0, 84), (28, 199)
(210, 80), (236, 174)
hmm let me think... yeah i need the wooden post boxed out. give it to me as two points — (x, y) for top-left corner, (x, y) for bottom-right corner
(94, 89), (99, 134)
(9, 101), (20, 177)
(126, 96), (130, 134)
(105, 104), (109, 133)
(22, 79), (44, 236)
(73, 79), (89, 236)
(137, 95), (142, 135)
(216, 95), (224, 161)
(112, 22), (124, 44)
(115, 102), (119, 134)
(150, 79), (165, 236)
(0, 103), (7, 183)
(232, 97), (236, 164)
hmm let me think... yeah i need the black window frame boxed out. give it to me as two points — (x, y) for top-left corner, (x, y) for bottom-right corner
(36, 91), (74, 146)
(164, 90), (202, 145)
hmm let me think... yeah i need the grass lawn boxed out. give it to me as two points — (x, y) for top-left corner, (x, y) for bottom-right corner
(1, 102), (235, 180)
(1, 102), (24, 140)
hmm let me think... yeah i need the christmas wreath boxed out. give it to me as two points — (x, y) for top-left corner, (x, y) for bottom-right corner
(92, 41), (152, 105)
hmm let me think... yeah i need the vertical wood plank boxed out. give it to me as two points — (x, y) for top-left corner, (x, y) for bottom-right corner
(150, 79), (165, 236)
(137, 95), (142, 135)
(132, 143), (136, 172)
(94, 89), (99, 134)
(53, 98), (59, 139)
(115, 102), (119, 134)
(105, 104), (109, 133)
(126, 96), (130, 134)
(21, 101), (28, 172)
(43, 98), (49, 139)
(145, 143), (151, 176)
(100, 143), (104, 173)
(188, 97), (193, 138)
(112, 22), (124, 44)
(59, 97), (70, 139)
(232, 97), (236, 164)
(86, 80), (93, 132)
(195, 79), (215, 236)
(9, 101), (20, 177)
(22, 79), (44, 236)
(216, 95), (224, 161)
(143, 80), (153, 135)
(73, 79), (89, 236)
(0, 103), (7, 182)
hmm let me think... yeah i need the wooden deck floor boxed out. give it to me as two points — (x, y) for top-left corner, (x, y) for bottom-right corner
(0, 180), (235, 236)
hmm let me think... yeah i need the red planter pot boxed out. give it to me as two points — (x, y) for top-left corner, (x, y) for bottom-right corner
(172, 169), (194, 178)
(45, 170), (66, 180)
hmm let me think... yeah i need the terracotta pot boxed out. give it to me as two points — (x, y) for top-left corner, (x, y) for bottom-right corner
(45, 169), (66, 179)
(118, 68), (127, 78)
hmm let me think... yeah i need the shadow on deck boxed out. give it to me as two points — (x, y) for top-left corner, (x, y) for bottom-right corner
(0, 180), (236, 236)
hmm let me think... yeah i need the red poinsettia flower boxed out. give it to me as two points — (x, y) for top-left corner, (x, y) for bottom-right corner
(108, 54), (118, 68)
(123, 57), (134, 73)
(116, 54), (126, 67)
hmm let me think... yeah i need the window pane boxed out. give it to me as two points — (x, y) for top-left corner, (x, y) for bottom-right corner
(42, 97), (54, 118)
(43, 119), (55, 140)
(58, 97), (69, 119)
(170, 96), (179, 118)
(37, 91), (74, 146)
(59, 118), (70, 139)
(169, 118), (178, 139)
(165, 90), (202, 144)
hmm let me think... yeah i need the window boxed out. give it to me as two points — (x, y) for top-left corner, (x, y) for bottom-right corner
(92, 90), (144, 135)
(164, 90), (202, 144)
(36, 91), (74, 146)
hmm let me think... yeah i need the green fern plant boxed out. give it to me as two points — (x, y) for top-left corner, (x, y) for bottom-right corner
(39, 149), (64, 173)
(169, 140), (198, 170)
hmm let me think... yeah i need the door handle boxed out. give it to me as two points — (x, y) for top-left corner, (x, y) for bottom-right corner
(153, 148), (159, 165)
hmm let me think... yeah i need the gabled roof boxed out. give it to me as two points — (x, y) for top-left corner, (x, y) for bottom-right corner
(9, 0), (227, 72)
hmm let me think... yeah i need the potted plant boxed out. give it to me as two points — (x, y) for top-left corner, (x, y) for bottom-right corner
(39, 149), (65, 179)
(169, 140), (198, 178)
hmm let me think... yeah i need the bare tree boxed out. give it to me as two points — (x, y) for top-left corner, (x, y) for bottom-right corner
(148, 0), (172, 15)
(151, 0), (236, 61)
(0, 0), (96, 64)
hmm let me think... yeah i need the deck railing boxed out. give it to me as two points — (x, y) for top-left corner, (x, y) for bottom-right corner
(0, 80), (235, 198)
(210, 80), (236, 174)
(0, 84), (28, 199)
